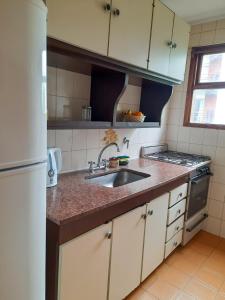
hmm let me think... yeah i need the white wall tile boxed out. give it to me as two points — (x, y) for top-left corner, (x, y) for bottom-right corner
(167, 125), (179, 142)
(208, 199), (223, 219)
(72, 150), (87, 170)
(74, 73), (91, 100)
(57, 69), (75, 98)
(56, 96), (73, 120)
(201, 145), (217, 161)
(215, 148), (225, 166)
(86, 129), (100, 149)
(202, 21), (217, 32)
(218, 130), (225, 148)
(204, 216), (221, 235)
(72, 129), (87, 150)
(55, 130), (72, 151)
(86, 148), (99, 164)
(199, 30), (215, 46)
(202, 129), (218, 146)
(188, 143), (202, 155)
(220, 221), (225, 238)
(189, 128), (204, 145)
(47, 66), (57, 95)
(47, 130), (56, 147)
(61, 151), (72, 173)
(214, 28), (225, 43)
(210, 182), (225, 202)
(216, 19), (225, 29)
(189, 33), (201, 47)
(47, 95), (57, 120)
(178, 127), (190, 143)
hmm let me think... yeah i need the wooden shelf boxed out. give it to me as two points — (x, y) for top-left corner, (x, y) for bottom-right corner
(113, 122), (160, 128)
(47, 120), (111, 130)
(47, 38), (173, 130)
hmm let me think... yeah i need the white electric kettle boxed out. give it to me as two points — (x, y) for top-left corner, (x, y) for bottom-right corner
(47, 148), (62, 188)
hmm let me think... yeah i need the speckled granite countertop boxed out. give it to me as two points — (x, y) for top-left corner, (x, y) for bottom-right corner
(47, 158), (192, 228)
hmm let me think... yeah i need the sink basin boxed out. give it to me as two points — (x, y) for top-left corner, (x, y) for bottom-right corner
(86, 169), (150, 188)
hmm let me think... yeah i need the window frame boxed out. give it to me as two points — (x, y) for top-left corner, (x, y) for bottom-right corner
(184, 43), (225, 130)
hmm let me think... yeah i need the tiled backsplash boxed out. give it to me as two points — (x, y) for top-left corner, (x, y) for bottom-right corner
(47, 126), (167, 173)
(166, 18), (225, 238)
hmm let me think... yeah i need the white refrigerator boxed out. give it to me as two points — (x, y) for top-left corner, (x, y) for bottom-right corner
(0, 1), (47, 299)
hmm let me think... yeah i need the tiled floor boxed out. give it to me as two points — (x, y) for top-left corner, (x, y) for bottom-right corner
(126, 230), (225, 300)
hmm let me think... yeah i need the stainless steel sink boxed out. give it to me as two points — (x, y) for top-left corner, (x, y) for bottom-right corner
(86, 169), (150, 188)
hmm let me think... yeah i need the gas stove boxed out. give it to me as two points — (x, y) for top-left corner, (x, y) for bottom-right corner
(141, 144), (211, 167)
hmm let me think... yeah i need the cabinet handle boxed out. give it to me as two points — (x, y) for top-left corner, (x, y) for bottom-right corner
(148, 210), (153, 216)
(105, 232), (112, 239)
(176, 226), (180, 231)
(173, 241), (178, 247)
(178, 192), (183, 198)
(103, 3), (111, 12)
(141, 214), (147, 220)
(176, 209), (181, 215)
(113, 8), (120, 16)
(172, 42), (177, 49)
(167, 41), (173, 48)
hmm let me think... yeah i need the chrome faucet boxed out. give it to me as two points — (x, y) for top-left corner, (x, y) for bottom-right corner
(88, 142), (120, 173)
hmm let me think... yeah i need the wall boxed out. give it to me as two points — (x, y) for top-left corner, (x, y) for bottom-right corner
(47, 67), (168, 173)
(166, 18), (225, 237)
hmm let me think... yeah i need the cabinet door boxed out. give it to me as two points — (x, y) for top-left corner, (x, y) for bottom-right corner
(168, 16), (190, 81)
(108, 0), (153, 68)
(108, 205), (146, 300)
(58, 223), (112, 300)
(141, 194), (169, 281)
(148, 0), (174, 76)
(47, 0), (110, 55)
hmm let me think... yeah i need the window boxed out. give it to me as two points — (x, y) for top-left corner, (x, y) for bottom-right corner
(184, 44), (225, 129)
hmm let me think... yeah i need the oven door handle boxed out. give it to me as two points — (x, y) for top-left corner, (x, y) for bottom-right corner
(186, 213), (208, 232)
(191, 174), (212, 185)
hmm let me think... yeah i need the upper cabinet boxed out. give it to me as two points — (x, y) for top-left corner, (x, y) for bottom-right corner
(47, 0), (110, 55)
(47, 0), (190, 82)
(108, 0), (153, 68)
(168, 15), (190, 81)
(148, 0), (174, 76)
(148, 0), (190, 81)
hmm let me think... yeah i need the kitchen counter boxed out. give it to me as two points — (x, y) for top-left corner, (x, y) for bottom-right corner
(47, 158), (192, 244)
(46, 158), (192, 300)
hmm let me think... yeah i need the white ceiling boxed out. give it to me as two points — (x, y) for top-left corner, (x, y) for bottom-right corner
(161, 0), (225, 24)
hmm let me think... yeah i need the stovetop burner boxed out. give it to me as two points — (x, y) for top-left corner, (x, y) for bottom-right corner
(142, 146), (211, 167)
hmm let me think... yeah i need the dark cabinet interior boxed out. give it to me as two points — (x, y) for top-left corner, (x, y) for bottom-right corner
(47, 38), (173, 130)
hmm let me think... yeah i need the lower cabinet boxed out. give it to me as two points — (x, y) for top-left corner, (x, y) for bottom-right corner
(58, 222), (112, 300)
(108, 205), (146, 300)
(56, 186), (186, 300)
(141, 193), (169, 281)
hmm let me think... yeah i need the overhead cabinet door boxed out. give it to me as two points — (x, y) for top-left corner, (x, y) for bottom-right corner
(168, 15), (190, 81)
(148, 0), (174, 76)
(47, 0), (110, 55)
(108, 0), (153, 68)
(108, 205), (146, 300)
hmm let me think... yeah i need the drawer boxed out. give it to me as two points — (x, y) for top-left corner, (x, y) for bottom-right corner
(166, 215), (184, 242)
(167, 199), (186, 225)
(165, 230), (183, 258)
(169, 183), (188, 207)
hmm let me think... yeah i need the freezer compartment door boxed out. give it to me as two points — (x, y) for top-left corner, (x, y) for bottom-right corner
(0, 163), (46, 300)
(0, 0), (47, 170)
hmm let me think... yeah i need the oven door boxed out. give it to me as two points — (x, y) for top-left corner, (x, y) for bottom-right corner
(187, 174), (210, 220)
